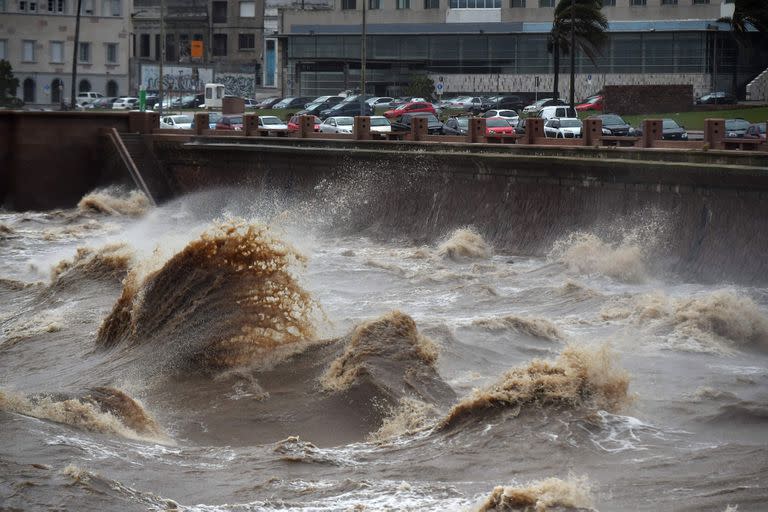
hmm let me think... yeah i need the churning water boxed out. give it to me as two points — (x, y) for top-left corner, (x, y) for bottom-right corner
(1, 184), (767, 511)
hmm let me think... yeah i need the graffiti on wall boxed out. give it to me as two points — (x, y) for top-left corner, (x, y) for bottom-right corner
(141, 65), (214, 92)
(216, 73), (255, 99)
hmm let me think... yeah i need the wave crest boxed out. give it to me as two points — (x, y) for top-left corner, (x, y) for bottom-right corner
(440, 344), (630, 430)
(51, 243), (133, 285)
(470, 315), (564, 341)
(549, 232), (646, 283)
(437, 227), (492, 261)
(476, 475), (594, 512)
(77, 189), (150, 216)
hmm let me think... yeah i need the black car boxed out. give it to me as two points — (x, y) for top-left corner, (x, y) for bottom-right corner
(391, 113), (445, 134)
(257, 97), (282, 108)
(443, 116), (470, 135)
(304, 97), (344, 115)
(273, 96), (314, 109)
(319, 101), (373, 120)
(696, 92), (737, 105)
(634, 119), (688, 140)
(493, 95), (526, 112)
(725, 118), (751, 138)
(591, 114), (635, 136)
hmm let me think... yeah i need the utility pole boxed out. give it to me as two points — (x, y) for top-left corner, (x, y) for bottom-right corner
(159, 0), (165, 116)
(359, 0), (366, 115)
(70, 0), (83, 108)
(569, 0), (575, 110)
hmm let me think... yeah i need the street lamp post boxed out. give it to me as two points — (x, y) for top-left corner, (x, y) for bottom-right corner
(159, 0), (165, 116)
(70, 0), (83, 109)
(569, 0), (576, 111)
(358, 0), (366, 115)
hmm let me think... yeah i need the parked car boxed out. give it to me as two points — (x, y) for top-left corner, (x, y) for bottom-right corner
(215, 114), (244, 130)
(90, 97), (118, 109)
(273, 96), (313, 109)
(576, 94), (603, 112)
(482, 109), (519, 120)
(441, 96), (491, 114)
(634, 118), (688, 140)
(725, 118), (751, 138)
(485, 117), (516, 136)
(76, 91), (104, 105)
(538, 105), (577, 120)
(161, 114), (193, 129)
(391, 112), (445, 134)
(366, 97), (395, 109)
(513, 117), (527, 135)
(443, 116), (470, 135)
(172, 94), (202, 108)
(744, 122), (766, 140)
(309, 95), (342, 105)
(522, 98), (553, 115)
(544, 117), (583, 138)
(112, 97), (139, 110)
(388, 96), (427, 109)
(287, 114), (321, 132)
(319, 101), (373, 120)
(304, 97), (344, 116)
(319, 116), (355, 134)
(369, 115), (392, 133)
(256, 96), (282, 108)
(258, 115), (289, 133)
(491, 95), (526, 112)
(244, 98), (260, 109)
(590, 114), (636, 136)
(190, 112), (222, 130)
(383, 101), (436, 119)
(696, 91), (737, 105)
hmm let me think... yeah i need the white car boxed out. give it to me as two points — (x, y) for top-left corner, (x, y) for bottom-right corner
(366, 96), (394, 108)
(544, 117), (583, 138)
(112, 97), (139, 110)
(319, 116), (354, 134)
(482, 109), (519, 121)
(369, 116), (391, 133)
(161, 114), (193, 129)
(522, 98), (553, 115)
(538, 105), (577, 120)
(258, 115), (288, 132)
(76, 91), (103, 105)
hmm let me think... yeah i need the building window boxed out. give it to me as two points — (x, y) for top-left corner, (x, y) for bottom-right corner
(20, 0), (38, 11)
(396, 0), (409, 8)
(22, 40), (35, 62)
(50, 41), (64, 62)
(661, 0), (676, 4)
(369, 0), (379, 8)
(239, 0), (254, 16)
(510, 0), (525, 6)
(23, 78), (35, 103)
(179, 33), (189, 59)
(0, 0), (6, 11)
(139, 34), (150, 57)
(82, 0), (93, 14)
(238, 33), (255, 50)
(601, 0), (615, 6)
(539, 0), (554, 6)
(629, 0), (646, 5)
(78, 42), (90, 63)
(424, 0), (438, 7)
(341, 0), (356, 8)
(78, 79), (91, 92)
(451, 0), (500, 6)
(47, 0), (64, 12)
(106, 79), (118, 96)
(102, 0), (120, 16)
(106, 42), (117, 64)
(212, 1), (227, 23)
(51, 78), (62, 103)
(213, 33), (227, 56)
(0, 40), (6, 60)
(692, 0), (709, 3)
(165, 34), (176, 61)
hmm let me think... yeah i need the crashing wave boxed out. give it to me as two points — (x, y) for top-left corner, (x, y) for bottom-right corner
(549, 232), (646, 283)
(437, 227), (493, 261)
(51, 243), (133, 286)
(77, 188), (150, 217)
(470, 315), (564, 341)
(476, 475), (595, 512)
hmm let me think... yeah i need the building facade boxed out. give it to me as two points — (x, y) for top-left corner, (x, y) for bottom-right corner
(278, 0), (768, 99)
(0, 0), (132, 105)
(130, 0), (275, 99)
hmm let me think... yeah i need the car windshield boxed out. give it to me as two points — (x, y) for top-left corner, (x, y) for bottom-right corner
(456, 118), (469, 128)
(601, 115), (625, 126)
(535, 98), (552, 106)
(560, 119), (582, 128)
(755, 123), (767, 134)
(585, 97), (600, 104)
(173, 115), (192, 123)
(336, 117), (354, 126)
(486, 118), (510, 127)
(209, 113), (221, 122)
(370, 118), (390, 126)
(662, 119), (681, 129)
(261, 117), (282, 125)
(227, 117), (243, 124)
(498, 110), (516, 117)
(725, 119), (750, 130)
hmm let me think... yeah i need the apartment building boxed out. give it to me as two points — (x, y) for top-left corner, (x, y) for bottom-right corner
(0, 0), (131, 105)
(278, 0), (768, 99)
(130, 0), (270, 99)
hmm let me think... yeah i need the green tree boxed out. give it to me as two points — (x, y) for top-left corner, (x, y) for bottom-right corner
(0, 60), (20, 106)
(548, 0), (608, 105)
(717, 0), (768, 97)
(406, 75), (436, 101)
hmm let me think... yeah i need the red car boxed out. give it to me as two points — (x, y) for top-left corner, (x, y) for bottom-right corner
(215, 115), (244, 130)
(383, 101), (436, 119)
(288, 115), (321, 132)
(485, 117), (515, 136)
(576, 94), (603, 112)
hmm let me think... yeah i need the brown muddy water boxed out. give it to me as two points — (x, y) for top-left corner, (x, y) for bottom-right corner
(1, 185), (767, 511)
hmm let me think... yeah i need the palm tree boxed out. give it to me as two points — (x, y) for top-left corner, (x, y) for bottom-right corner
(548, 0), (608, 107)
(717, 0), (768, 97)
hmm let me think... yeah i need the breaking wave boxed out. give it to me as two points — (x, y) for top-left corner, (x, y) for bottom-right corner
(476, 475), (594, 512)
(470, 315), (564, 341)
(549, 232), (647, 283)
(96, 221), (317, 371)
(0, 387), (166, 442)
(0, 223), (15, 236)
(51, 243), (133, 286)
(369, 397), (438, 442)
(439, 344), (630, 430)
(437, 227), (492, 261)
(77, 189), (150, 217)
